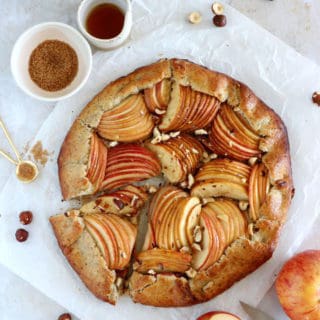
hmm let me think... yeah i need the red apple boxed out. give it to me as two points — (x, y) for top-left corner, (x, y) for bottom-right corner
(197, 311), (241, 320)
(275, 250), (320, 320)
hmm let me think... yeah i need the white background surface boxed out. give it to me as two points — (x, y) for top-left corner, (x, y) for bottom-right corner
(0, 1), (319, 319)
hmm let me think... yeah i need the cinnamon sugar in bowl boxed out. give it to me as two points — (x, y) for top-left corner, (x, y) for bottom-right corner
(11, 22), (92, 101)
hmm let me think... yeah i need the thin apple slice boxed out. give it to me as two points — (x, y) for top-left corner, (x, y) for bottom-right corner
(86, 133), (108, 190)
(135, 248), (192, 273)
(209, 104), (261, 160)
(101, 144), (161, 191)
(174, 197), (201, 248)
(144, 79), (171, 112)
(159, 83), (188, 131)
(141, 223), (156, 251)
(249, 163), (270, 221)
(192, 207), (222, 271)
(97, 94), (154, 142)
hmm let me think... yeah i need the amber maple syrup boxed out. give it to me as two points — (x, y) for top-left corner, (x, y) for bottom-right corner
(86, 3), (125, 39)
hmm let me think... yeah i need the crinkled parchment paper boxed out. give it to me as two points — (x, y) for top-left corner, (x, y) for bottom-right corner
(1, 1), (320, 319)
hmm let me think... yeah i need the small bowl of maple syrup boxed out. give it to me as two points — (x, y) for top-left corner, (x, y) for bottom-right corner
(77, 0), (132, 50)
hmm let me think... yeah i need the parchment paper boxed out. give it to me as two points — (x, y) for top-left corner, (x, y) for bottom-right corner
(1, 1), (320, 319)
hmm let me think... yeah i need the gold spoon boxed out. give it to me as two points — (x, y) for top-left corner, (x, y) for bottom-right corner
(0, 117), (38, 183)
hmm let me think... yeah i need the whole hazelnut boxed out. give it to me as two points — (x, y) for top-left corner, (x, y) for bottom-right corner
(213, 14), (227, 27)
(58, 313), (72, 320)
(15, 229), (28, 242)
(19, 210), (33, 225)
(312, 91), (320, 106)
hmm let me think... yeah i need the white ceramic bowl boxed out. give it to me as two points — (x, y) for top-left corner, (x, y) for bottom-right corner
(11, 22), (92, 102)
(77, 0), (132, 50)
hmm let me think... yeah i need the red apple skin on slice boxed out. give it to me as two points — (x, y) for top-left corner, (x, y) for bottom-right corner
(197, 311), (241, 320)
(248, 163), (270, 221)
(101, 144), (161, 191)
(84, 213), (137, 270)
(86, 133), (108, 191)
(209, 104), (261, 161)
(159, 84), (221, 132)
(97, 94), (154, 142)
(144, 79), (171, 112)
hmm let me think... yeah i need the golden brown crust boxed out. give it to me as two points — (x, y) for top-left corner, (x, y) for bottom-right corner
(55, 58), (293, 307)
(129, 272), (196, 307)
(49, 213), (117, 304)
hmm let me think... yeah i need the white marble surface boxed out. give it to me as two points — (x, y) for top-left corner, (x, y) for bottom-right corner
(0, 0), (319, 319)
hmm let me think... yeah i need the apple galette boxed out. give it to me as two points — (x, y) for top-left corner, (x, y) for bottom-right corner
(50, 58), (293, 307)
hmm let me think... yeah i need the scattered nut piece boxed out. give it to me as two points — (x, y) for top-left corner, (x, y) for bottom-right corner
(185, 268), (197, 278)
(58, 313), (72, 320)
(213, 14), (227, 27)
(155, 108), (166, 115)
(116, 277), (124, 288)
(312, 91), (320, 106)
(180, 246), (191, 254)
(248, 157), (258, 166)
(202, 197), (215, 204)
(148, 185), (158, 193)
(120, 251), (127, 259)
(248, 223), (254, 236)
(108, 141), (119, 147)
(193, 225), (202, 243)
(192, 243), (202, 252)
(192, 148), (199, 154)
(211, 2), (224, 15)
(170, 131), (180, 138)
(239, 200), (249, 212)
(140, 110), (145, 116)
(194, 129), (208, 135)
(202, 152), (209, 159)
(132, 262), (140, 270)
(15, 229), (28, 242)
(161, 134), (171, 141)
(153, 127), (161, 138)
(241, 178), (247, 183)
(209, 153), (218, 160)
(187, 173), (195, 189)
(19, 210), (33, 225)
(151, 136), (161, 144)
(180, 181), (187, 188)
(147, 269), (156, 275)
(239, 200), (249, 211)
(202, 281), (214, 292)
(233, 107), (241, 112)
(188, 11), (202, 24)
(130, 195), (139, 206)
